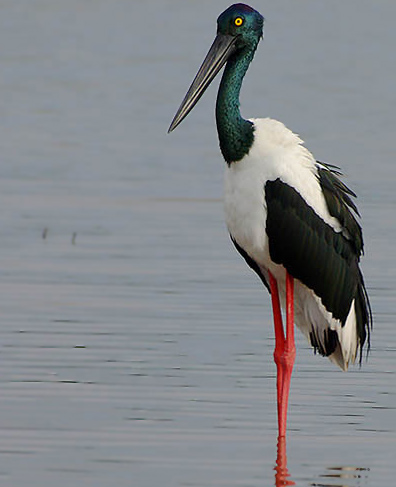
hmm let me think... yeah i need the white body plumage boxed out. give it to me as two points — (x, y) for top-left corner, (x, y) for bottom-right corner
(224, 118), (358, 370)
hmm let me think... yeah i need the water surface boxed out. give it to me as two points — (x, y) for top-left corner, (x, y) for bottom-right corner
(0, 1), (395, 486)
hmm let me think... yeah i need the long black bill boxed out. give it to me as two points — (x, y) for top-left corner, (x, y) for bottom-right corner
(168, 34), (238, 133)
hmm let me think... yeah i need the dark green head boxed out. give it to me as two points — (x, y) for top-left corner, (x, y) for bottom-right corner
(217, 4), (264, 51)
(168, 4), (264, 133)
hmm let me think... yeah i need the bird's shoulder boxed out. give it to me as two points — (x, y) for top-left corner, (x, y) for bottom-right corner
(245, 118), (334, 226)
(249, 117), (305, 150)
(247, 117), (318, 182)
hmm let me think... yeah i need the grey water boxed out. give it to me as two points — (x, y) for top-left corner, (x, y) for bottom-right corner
(0, 0), (395, 486)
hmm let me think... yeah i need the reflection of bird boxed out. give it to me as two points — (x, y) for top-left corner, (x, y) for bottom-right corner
(274, 436), (295, 486)
(169, 3), (372, 437)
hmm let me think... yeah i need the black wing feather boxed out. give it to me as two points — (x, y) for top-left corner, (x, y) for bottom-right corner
(317, 162), (363, 254)
(265, 175), (371, 357)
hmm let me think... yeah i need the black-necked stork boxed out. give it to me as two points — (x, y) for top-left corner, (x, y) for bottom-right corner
(168, 3), (372, 438)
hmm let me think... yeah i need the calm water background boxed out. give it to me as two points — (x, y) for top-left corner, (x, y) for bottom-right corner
(0, 1), (395, 486)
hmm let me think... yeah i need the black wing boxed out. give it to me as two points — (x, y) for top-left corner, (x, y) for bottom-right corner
(265, 174), (371, 357)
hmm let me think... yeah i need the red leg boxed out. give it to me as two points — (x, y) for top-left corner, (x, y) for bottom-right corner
(274, 435), (295, 486)
(279, 271), (296, 437)
(269, 272), (285, 411)
(269, 272), (285, 353)
(269, 270), (296, 438)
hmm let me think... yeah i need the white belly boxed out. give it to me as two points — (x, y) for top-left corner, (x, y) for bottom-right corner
(224, 154), (270, 266)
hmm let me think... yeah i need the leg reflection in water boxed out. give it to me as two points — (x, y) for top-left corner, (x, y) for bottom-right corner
(274, 436), (295, 486)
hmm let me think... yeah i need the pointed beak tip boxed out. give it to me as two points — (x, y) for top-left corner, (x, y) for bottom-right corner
(167, 120), (178, 134)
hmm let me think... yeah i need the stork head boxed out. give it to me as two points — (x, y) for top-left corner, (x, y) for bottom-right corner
(217, 4), (264, 50)
(168, 4), (264, 133)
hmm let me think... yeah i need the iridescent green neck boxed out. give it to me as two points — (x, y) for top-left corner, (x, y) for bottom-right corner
(215, 47), (256, 164)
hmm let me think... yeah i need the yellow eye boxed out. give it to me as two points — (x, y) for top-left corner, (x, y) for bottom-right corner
(234, 17), (243, 27)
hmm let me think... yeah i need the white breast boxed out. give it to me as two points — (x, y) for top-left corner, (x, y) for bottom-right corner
(224, 145), (269, 260)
